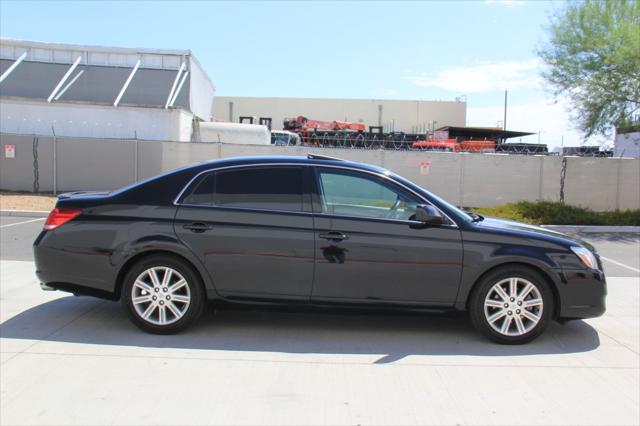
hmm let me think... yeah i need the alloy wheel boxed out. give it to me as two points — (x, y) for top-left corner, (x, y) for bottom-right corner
(483, 277), (543, 336)
(131, 266), (191, 326)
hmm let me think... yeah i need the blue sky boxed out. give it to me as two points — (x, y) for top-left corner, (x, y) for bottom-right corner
(0, 0), (597, 148)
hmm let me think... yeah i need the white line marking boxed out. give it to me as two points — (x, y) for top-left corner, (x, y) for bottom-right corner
(601, 256), (640, 273)
(0, 218), (45, 229)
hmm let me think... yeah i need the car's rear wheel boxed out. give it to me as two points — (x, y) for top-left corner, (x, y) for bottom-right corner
(121, 255), (205, 334)
(469, 266), (554, 344)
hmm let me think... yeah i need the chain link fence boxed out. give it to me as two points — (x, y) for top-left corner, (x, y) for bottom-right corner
(274, 130), (613, 156)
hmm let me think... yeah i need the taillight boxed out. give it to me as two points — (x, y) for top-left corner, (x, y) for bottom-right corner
(43, 208), (82, 231)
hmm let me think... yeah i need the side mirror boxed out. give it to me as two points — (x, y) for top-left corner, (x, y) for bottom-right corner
(415, 204), (445, 226)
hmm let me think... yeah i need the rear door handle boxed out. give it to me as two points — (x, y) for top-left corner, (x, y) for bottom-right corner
(319, 231), (348, 242)
(183, 222), (213, 233)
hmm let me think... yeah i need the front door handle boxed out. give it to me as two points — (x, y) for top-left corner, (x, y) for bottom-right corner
(183, 222), (213, 233)
(319, 231), (348, 242)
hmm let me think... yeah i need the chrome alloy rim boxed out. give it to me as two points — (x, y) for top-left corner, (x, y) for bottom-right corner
(131, 267), (191, 326)
(484, 277), (543, 336)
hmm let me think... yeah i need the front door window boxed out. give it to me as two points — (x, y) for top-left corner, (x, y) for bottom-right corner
(317, 169), (420, 221)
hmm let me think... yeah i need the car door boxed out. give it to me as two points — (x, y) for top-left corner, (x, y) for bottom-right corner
(311, 167), (463, 305)
(174, 165), (315, 300)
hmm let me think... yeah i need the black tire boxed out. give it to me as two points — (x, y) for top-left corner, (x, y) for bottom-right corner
(121, 254), (206, 334)
(469, 266), (554, 344)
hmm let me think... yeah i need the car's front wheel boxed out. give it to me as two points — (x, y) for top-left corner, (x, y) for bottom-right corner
(121, 255), (206, 334)
(469, 266), (554, 344)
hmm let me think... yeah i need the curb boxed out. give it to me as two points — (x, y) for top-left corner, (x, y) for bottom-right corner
(0, 210), (49, 218)
(542, 225), (640, 233)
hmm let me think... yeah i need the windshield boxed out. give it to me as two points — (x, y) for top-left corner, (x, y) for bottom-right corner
(271, 134), (292, 145)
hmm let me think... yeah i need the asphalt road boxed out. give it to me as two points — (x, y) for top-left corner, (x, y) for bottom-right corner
(1, 214), (639, 425)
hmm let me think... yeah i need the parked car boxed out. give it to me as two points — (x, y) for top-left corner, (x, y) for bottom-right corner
(34, 154), (606, 343)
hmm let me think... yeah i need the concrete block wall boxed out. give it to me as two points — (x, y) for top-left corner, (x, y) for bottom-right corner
(1, 133), (639, 211)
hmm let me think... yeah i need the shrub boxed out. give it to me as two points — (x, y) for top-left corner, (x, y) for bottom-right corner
(471, 201), (640, 226)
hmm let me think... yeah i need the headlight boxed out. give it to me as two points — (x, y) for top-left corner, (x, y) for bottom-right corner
(571, 246), (598, 269)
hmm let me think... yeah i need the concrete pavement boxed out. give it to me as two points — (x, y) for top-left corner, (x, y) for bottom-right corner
(1, 215), (638, 425)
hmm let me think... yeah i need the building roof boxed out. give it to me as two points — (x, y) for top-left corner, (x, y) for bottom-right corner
(216, 95), (466, 104)
(1, 38), (192, 69)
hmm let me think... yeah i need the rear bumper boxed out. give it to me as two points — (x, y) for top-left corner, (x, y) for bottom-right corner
(34, 232), (119, 299)
(39, 282), (56, 291)
(557, 268), (607, 319)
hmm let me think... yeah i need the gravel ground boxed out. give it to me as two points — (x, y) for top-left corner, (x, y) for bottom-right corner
(0, 192), (56, 212)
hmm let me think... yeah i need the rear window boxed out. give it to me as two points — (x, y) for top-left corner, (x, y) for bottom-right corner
(182, 174), (215, 206)
(181, 167), (304, 212)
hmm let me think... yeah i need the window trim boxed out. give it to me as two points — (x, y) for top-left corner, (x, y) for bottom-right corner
(173, 162), (458, 227)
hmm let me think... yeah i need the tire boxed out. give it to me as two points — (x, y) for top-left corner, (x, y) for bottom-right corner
(121, 255), (206, 334)
(469, 266), (554, 344)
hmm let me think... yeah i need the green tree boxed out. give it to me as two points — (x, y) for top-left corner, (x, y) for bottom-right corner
(538, 0), (640, 139)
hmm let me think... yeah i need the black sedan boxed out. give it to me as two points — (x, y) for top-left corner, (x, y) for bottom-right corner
(33, 154), (606, 344)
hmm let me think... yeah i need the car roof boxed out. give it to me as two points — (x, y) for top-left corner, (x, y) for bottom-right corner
(191, 155), (390, 175)
(113, 155), (392, 206)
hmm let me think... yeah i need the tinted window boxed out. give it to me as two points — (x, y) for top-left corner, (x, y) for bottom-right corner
(214, 167), (303, 212)
(182, 173), (215, 205)
(317, 169), (420, 220)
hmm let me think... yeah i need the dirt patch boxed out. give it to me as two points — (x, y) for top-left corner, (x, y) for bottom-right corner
(0, 192), (56, 212)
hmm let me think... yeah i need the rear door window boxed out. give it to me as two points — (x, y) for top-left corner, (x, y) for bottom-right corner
(213, 167), (304, 212)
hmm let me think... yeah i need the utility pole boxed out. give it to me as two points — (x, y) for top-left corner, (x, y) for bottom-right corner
(503, 90), (508, 130)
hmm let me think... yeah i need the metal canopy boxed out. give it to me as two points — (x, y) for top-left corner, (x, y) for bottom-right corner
(436, 126), (534, 140)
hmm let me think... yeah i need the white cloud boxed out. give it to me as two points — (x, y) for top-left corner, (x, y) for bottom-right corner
(467, 97), (609, 149)
(409, 59), (541, 92)
(484, 0), (525, 7)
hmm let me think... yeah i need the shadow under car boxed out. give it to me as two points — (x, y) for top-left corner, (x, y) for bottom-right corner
(0, 296), (600, 363)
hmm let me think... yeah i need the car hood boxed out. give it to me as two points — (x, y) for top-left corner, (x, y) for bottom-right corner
(475, 217), (596, 252)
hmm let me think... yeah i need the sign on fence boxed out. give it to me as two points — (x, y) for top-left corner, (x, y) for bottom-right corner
(4, 145), (15, 159)
(419, 160), (431, 175)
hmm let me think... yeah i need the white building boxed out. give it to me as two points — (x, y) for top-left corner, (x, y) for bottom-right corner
(0, 38), (215, 141)
(213, 96), (467, 133)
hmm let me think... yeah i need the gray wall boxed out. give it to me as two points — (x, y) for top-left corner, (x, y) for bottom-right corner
(1, 133), (638, 211)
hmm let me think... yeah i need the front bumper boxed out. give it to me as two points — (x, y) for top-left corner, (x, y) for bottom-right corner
(557, 268), (607, 319)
